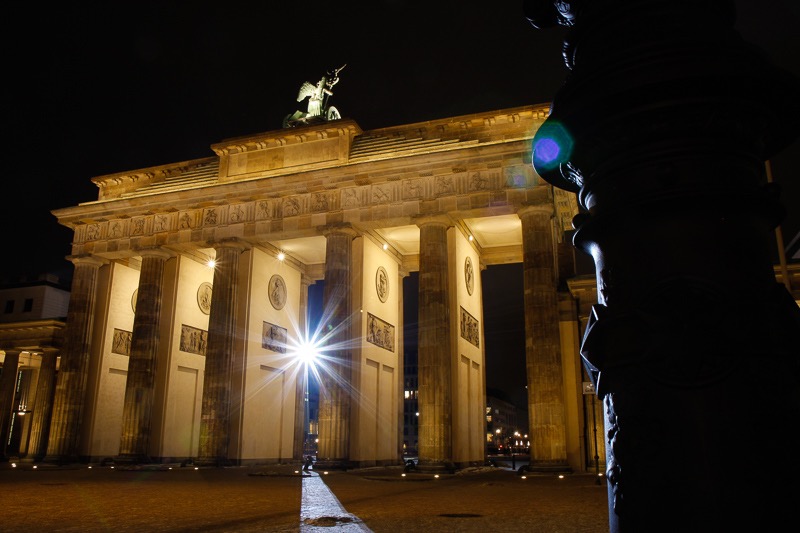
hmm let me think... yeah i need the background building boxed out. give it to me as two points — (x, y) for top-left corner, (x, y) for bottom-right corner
(0, 275), (68, 460)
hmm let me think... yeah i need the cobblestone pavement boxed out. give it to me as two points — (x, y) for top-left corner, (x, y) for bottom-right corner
(0, 462), (609, 532)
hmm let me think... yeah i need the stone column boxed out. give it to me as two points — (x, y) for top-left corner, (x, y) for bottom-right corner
(519, 204), (569, 472)
(293, 274), (313, 461)
(525, 1), (800, 530)
(197, 240), (247, 466)
(0, 349), (21, 460)
(396, 268), (408, 463)
(416, 216), (454, 472)
(45, 255), (105, 464)
(26, 348), (58, 461)
(118, 248), (172, 463)
(315, 225), (356, 470)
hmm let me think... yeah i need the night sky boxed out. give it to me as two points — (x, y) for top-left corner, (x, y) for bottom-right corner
(4, 1), (798, 409)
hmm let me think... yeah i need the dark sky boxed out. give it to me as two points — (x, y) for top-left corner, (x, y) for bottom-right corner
(4, 1), (798, 408)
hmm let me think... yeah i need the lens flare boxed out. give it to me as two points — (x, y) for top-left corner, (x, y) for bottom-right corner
(533, 138), (560, 164)
(531, 121), (574, 173)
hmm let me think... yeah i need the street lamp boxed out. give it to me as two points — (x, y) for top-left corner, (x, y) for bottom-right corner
(290, 336), (322, 459)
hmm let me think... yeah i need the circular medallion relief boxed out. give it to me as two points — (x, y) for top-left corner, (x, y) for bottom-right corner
(376, 266), (389, 303)
(464, 256), (474, 295)
(197, 282), (213, 315)
(131, 289), (138, 313)
(269, 274), (287, 310)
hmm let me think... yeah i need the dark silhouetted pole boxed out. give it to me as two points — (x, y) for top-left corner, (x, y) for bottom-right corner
(523, 1), (800, 531)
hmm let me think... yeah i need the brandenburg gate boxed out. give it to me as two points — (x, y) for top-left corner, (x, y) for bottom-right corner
(28, 102), (594, 472)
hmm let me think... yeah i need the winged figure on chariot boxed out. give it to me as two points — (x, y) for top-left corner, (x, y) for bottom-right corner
(283, 65), (346, 128)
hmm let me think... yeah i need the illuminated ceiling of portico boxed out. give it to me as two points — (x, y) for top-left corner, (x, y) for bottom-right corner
(266, 215), (522, 268)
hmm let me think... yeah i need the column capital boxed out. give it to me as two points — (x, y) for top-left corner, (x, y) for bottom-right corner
(208, 238), (251, 253)
(321, 223), (359, 238)
(135, 247), (175, 260)
(517, 204), (554, 219)
(413, 214), (454, 229)
(67, 254), (108, 267)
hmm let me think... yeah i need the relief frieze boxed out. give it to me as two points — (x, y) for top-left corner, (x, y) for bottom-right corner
(203, 208), (218, 226)
(505, 165), (534, 188)
(435, 176), (455, 196)
(154, 214), (170, 232)
(179, 211), (194, 229)
(262, 321), (288, 353)
(366, 313), (395, 352)
(229, 203), (246, 223)
(554, 188), (580, 238)
(283, 197), (301, 217)
(131, 217), (146, 236)
(460, 306), (480, 347)
(371, 184), (391, 204)
(112, 328), (132, 356)
(180, 324), (208, 356)
(469, 171), (489, 191)
(342, 187), (360, 208)
(108, 221), (124, 238)
(86, 223), (101, 241)
(256, 200), (274, 220)
(312, 192), (330, 212)
(403, 179), (422, 200)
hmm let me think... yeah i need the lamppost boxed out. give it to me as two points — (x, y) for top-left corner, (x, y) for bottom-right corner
(512, 431), (521, 470)
(583, 380), (601, 484)
(292, 336), (321, 461)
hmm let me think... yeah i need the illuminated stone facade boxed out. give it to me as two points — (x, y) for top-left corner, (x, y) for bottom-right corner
(2, 105), (614, 471)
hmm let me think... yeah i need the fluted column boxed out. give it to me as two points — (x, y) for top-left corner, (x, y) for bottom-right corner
(0, 349), (21, 460)
(26, 348), (58, 461)
(315, 225), (356, 470)
(118, 248), (172, 463)
(45, 255), (105, 463)
(416, 216), (454, 472)
(519, 204), (569, 471)
(293, 275), (313, 461)
(197, 240), (247, 466)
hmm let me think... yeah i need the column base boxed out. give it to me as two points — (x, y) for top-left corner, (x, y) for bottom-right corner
(193, 456), (233, 468)
(519, 461), (573, 474)
(312, 459), (350, 471)
(113, 454), (154, 466)
(414, 461), (456, 474)
(41, 454), (81, 466)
